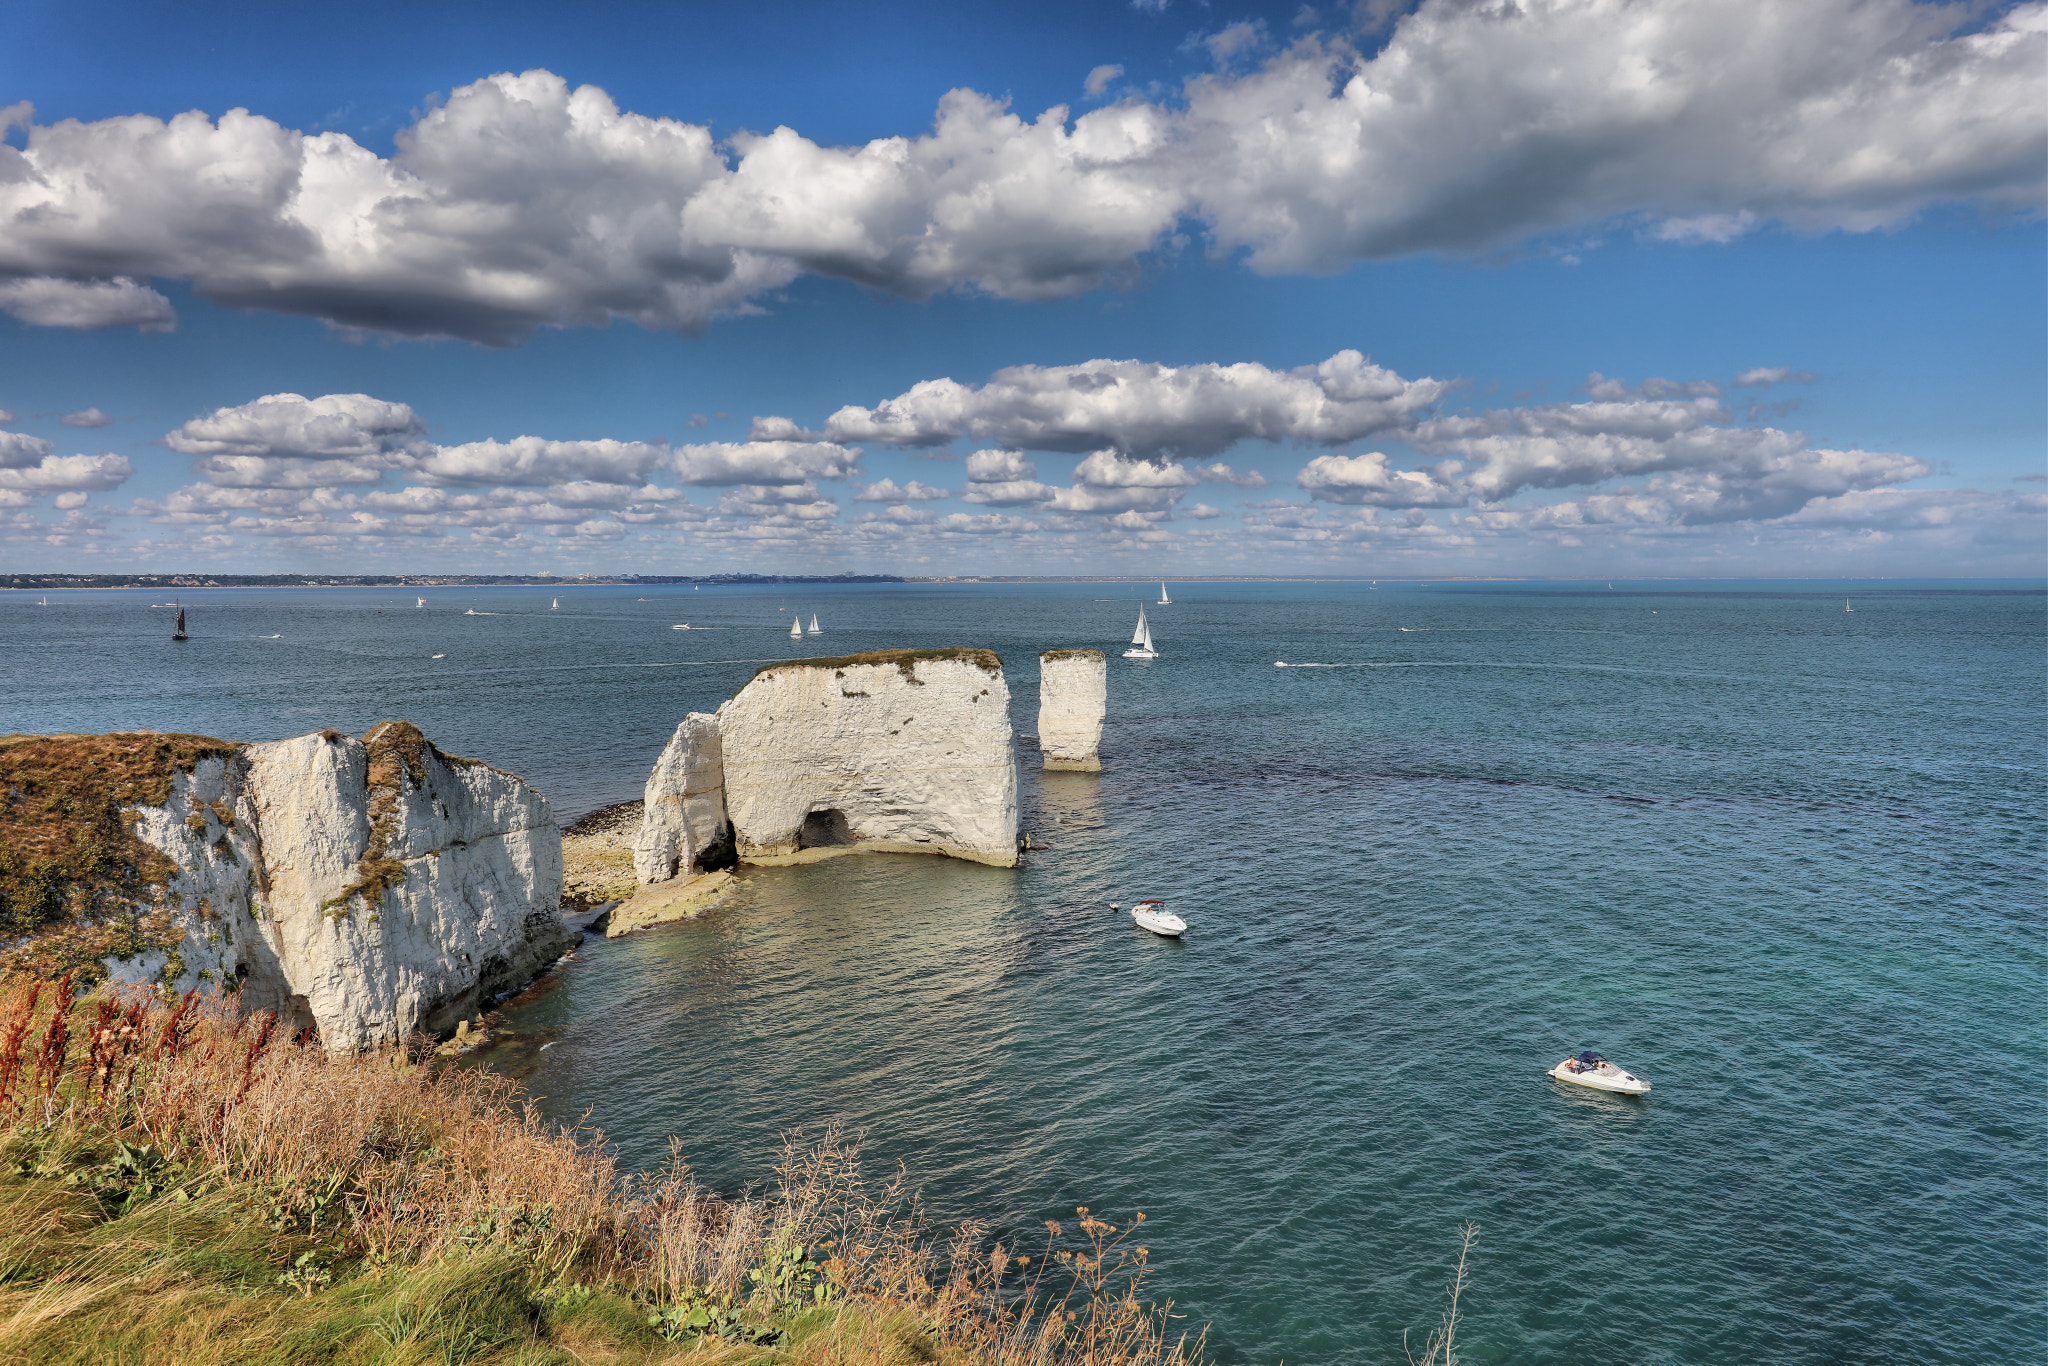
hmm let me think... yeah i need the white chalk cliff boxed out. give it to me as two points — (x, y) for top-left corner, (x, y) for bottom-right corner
(635, 649), (1019, 879)
(633, 712), (731, 883)
(1038, 650), (1107, 771)
(90, 722), (567, 1049)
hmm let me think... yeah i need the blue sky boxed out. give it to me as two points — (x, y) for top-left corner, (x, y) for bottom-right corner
(1, 0), (2042, 576)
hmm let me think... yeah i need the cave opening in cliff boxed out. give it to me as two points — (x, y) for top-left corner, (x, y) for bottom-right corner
(798, 807), (854, 848)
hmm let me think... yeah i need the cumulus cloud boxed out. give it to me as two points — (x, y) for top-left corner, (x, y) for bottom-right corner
(671, 440), (861, 486)
(1294, 383), (1929, 523)
(168, 392), (425, 460)
(0, 452), (134, 493)
(819, 350), (1448, 456)
(1, 1), (2036, 342)
(0, 431), (54, 468)
(60, 407), (113, 428)
(0, 276), (175, 330)
(410, 437), (670, 488)
(1084, 65), (1124, 98)
(853, 477), (950, 502)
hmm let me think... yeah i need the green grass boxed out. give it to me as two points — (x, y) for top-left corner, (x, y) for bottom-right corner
(751, 648), (1003, 682)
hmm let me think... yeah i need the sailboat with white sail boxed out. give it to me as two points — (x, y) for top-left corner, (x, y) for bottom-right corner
(1157, 582), (1171, 604)
(789, 615), (804, 639)
(1123, 605), (1158, 660)
(416, 597), (426, 608)
(808, 614), (821, 634)
(551, 598), (559, 610)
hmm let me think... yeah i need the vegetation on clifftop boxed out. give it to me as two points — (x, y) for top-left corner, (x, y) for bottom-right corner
(753, 648), (1003, 683)
(0, 732), (235, 987)
(0, 981), (1207, 1365)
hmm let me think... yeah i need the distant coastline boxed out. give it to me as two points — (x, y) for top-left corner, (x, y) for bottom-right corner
(11, 572), (2034, 591)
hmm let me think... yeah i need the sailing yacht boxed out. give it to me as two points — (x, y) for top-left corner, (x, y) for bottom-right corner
(416, 597), (426, 608)
(1157, 582), (1171, 604)
(171, 604), (188, 641)
(1123, 605), (1158, 660)
(808, 614), (821, 634)
(1843, 599), (1853, 613)
(551, 598), (559, 610)
(789, 615), (804, 639)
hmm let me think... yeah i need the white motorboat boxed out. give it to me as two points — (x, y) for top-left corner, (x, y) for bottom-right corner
(464, 608), (480, 616)
(1129, 900), (1185, 937)
(671, 623), (690, 630)
(1123, 605), (1158, 660)
(1548, 1051), (1649, 1095)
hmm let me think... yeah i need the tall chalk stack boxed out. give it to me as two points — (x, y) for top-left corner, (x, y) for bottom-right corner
(1038, 649), (1107, 771)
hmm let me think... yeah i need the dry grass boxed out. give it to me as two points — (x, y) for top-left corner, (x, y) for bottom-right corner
(0, 980), (1208, 1365)
(0, 732), (233, 983)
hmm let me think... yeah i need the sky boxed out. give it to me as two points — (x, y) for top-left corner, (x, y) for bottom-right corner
(1, 0), (2043, 578)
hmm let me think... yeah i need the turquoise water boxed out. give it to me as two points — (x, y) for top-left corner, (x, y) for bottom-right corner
(4, 581), (2044, 1362)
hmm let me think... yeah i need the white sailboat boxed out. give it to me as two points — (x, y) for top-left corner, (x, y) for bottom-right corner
(1843, 599), (1853, 613)
(1123, 605), (1159, 660)
(789, 615), (804, 639)
(808, 614), (821, 634)
(1157, 582), (1171, 604)
(416, 597), (426, 608)
(551, 598), (559, 610)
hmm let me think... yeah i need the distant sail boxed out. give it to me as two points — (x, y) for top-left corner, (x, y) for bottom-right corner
(808, 614), (821, 634)
(1158, 581), (1171, 604)
(551, 598), (559, 610)
(1131, 605), (1149, 646)
(789, 615), (804, 639)
(416, 597), (426, 608)
(171, 606), (187, 641)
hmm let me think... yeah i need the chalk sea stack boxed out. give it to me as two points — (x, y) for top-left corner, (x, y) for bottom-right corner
(635, 647), (1020, 889)
(0, 722), (569, 1049)
(1037, 649), (1107, 771)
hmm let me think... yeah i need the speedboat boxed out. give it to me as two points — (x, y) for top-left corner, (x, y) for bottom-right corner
(1548, 1050), (1649, 1095)
(1130, 900), (1186, 937)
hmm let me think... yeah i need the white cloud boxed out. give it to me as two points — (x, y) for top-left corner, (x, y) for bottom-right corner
(0, 431), (54, 468)
(853, 477), (950, 502)
(410, 437), (670, 488)
(167, 392), (425, 460)
(1297, 450), (1466, 506)
(2, 2), (2034, 342)
(671, 439), (861, 486)
(1733, 366), (1818, 388)
(0, 452), (134, 493)
(0, 276), (174, 330)
(1084, 65), (1123, 99)
(0, 409), (14, 424)
(1197, 461), (1266, 486)
(60, 407), (113, 428)
(820, 350), (1449, 456)
(1047, 450), (1200, 514)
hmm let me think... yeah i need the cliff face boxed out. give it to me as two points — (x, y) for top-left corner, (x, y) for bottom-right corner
(1038, 650), (1107, 771)
(633, 714), (731, 883)
(634, 649), (1019, 880)
(0, 723), (569, 1049)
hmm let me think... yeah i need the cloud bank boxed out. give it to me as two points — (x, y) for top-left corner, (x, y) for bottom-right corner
(0, 0), (2038, 341)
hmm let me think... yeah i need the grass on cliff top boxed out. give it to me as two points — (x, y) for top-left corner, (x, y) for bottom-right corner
(0, 979), (1212, 1366)
(752, 647), (1002, 682)
(0, 732), (236, 986)
(1039, 649), (1104, 662)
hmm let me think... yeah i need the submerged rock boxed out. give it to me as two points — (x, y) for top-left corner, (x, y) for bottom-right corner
(0, 723), (570, 1049)
(1038, 649), (1106, 771)
(631, 648), (1019, 897)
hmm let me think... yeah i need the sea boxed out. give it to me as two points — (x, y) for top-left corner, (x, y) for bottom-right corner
(3, 579), (2043, 1364)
